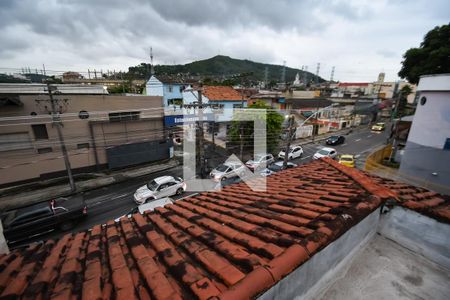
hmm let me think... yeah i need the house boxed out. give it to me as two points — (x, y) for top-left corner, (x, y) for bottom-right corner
(399, 74), (450, 194)
(145, 75), (189, 108)
(202, 86), (247, 139)
(0, 158), (448, 299)
(249, 91), (285, 109)
(0, 91), (166, 187)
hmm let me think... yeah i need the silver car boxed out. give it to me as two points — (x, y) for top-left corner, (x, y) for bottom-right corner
(210, 162), (244, 182)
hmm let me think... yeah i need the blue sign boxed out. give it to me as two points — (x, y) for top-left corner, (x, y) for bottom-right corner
(164, 114), (214, 126)
(278, 97), (285, 103)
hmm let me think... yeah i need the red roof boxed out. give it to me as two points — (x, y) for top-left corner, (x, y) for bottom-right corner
(203, 86), (245, 101)
(338, 82), (369, 87)
(0, 158), (448, 299)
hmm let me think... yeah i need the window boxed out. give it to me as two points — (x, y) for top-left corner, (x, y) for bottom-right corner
(0, 133), (32, 152)
(37, 147), (52, 154)
(79, 110), (89, 119)
(168, 98), (183, 106)
(420, 96), (427, 106)
(108, 111), (140, 122)
(233, 104), (243, 109)
(77, 143), (90, 149)
(168, 85), (173, 93)
(444, 138), (450, 151)
(32, 124), (49, 140)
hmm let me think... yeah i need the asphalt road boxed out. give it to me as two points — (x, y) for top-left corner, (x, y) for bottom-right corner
(15, 124), (389, 248)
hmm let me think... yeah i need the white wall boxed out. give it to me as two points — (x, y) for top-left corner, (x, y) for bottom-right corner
(407, 92), (450, 148)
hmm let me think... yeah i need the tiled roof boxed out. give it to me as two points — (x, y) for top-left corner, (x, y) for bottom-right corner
(203, 86), (244, 101)
(364, 172), (450, 223)
(0, 158), (447, 299)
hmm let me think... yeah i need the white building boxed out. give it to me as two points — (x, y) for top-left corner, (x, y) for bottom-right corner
(399, 74), (450, 193)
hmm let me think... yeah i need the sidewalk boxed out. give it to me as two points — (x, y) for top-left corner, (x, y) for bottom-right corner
(0, 159), (179, 210)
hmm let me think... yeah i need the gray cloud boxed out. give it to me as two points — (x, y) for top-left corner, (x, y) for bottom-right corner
(0, 0), (449, 81)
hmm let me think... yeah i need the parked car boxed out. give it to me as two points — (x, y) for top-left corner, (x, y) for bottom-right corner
(260, 161), (298, 176)
(134, 176), (186, 204)
(1, 195), (87, 245)
(210, 162), (244, 182)
(326, 135), (345, 145)
(371, 122), (386, 131)
(116, 197), (174, 222)
(278, 145), (303, 160)
(313, 147), (338, 160)
(214, 176), (243, 189)
(338, 154), (356, 168)
(245, 153), (275, 171)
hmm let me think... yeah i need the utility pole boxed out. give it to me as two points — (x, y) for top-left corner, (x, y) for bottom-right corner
(197, 87), (206, 178)
(283, 114), (295, 169)
(312, 99), (320, 143)
(46, 83), (76, 191)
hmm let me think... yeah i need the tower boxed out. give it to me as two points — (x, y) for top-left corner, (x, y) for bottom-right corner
(330, 66), (335, 82)
(281, 60), (286, 84)
(377, 72), (385, 83)
(315, 63), (320, 85)
(264, 67), (268, 88)
(150, 47), (155, 76)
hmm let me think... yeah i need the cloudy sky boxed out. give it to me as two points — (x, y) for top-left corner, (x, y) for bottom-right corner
(0, 0), (448, 82)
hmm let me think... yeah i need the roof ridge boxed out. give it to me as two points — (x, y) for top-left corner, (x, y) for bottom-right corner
(322, 157), (398, 200)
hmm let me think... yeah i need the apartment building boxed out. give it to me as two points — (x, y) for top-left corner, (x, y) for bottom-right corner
(0, 92), (166, 187)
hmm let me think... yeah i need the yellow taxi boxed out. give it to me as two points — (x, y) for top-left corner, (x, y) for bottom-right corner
(338, 154), (355, 168)
(371, 122), (385, 131)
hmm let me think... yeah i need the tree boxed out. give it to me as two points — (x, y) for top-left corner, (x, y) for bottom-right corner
(398, 24), (450, 84)
(397, 85), (413, 117)
(228, 101), (284, 154)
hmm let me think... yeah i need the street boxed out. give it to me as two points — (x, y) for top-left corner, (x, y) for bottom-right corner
(15, 124), (389, 248)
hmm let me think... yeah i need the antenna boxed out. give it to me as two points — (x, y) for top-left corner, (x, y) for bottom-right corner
(281, 60), (286, 85)
(264, 67), (268, 88)
(303, 65), (308, 84)
(330, 66), (335, 82)
(150, 47), (154, 75)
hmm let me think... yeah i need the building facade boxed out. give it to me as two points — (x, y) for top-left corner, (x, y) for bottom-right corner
(399, 74), (450, 193)
(0, 93), (166, 187)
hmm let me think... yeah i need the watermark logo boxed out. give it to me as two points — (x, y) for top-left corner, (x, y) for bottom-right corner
(181, 107), (268, 192)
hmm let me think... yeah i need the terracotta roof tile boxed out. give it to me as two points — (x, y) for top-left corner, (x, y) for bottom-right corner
(203, 86), (245, 101)
(2, 158), (448, 299)
(363, 171), (450, 224)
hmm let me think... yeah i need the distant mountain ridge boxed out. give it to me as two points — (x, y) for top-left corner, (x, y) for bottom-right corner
(127, 55), (323, 83)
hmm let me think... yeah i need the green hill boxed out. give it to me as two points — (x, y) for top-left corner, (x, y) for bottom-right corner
(127, 55), (323, 84)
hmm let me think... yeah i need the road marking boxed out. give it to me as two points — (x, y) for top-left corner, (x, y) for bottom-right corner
(367, 135), (372, 138)
(355, 138), (361, 142)
(301, 155), (311, 160)
(354, 154), (361, 158)
(111, 193), (129, 200)
(341, 143), (347, 146)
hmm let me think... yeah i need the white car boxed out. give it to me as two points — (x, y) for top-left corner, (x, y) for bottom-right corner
(260, 161), (298, 176)
(278, 145), (303, 160)
(115, 197), (174, 221)
(210, 162), (244, 182)
(313, 147), (338, 160)
(245, 154), (275, 171)
(134, 176), (186, 204)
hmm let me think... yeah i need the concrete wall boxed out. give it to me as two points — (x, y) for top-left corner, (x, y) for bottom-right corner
(399, 140), (450, 192)
(259, 209), (380, 300)
(399, 89), (450, 190)
(0, 95), (164, 186)
(378, 206), (450, 270)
